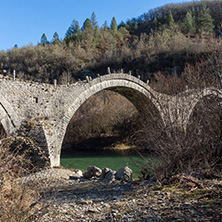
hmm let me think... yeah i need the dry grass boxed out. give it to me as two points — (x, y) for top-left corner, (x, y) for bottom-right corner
(0, 138), (44, 222)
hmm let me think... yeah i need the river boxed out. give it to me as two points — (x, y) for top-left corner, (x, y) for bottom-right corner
(61, 149), (152, 179)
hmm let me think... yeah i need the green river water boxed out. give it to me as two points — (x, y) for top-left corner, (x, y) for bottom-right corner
(61, 149), (152, 178)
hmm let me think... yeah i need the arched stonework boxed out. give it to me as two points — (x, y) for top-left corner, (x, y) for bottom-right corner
(1, 73), (221, 167)
(183, 87), (222, 130)
(46, 74), (169, 167)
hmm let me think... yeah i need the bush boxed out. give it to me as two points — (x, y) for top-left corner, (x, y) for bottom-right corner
(9, 136), (50, 173)
(135, 58), (222, 183)
(0, 139), (42, 221)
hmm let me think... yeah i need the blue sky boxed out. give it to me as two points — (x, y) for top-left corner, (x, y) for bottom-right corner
(0, 0), (193, 50)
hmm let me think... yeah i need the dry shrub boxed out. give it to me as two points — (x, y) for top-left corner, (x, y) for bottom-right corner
(0, 181), (39, 222)
(136, 97), (222, 183)
(9, 136), (49, 173)
(150, 71), (187, 95)
(0, 139), (42, 221)
(150, 42), (222, 95)
(135, 56), (222, 183)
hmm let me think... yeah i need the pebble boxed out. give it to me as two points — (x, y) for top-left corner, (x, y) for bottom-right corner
(19, 168), (221, 222)
(79, 200), (93, 205)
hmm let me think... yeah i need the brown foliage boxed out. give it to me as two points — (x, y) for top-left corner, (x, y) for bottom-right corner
(2, 28), (222, 85)
(0, 139), (42, 221)
(134, 58), (222, 182)
(136, 98), (222, 183)
(150, 43), (222, 95)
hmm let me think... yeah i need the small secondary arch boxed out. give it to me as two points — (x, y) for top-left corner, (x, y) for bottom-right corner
(186, 92), (222, 151)
(185, 87), (222, 130)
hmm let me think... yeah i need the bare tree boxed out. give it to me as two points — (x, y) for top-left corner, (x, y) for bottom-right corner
(134, 55), (222, 183)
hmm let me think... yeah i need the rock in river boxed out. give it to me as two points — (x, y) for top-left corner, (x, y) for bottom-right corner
(115, 166), (132, 181)
(83, 166), (102, 179)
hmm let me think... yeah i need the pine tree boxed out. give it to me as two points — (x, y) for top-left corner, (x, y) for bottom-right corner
(102, 20), (109, 30)
(166, 10), (175, 31)
(40, 33), (48, 46)
(52, 32), (60, 44)
(82, 18), (93, 32)
(197, 5), (214, 33)
(157, 22), (163, 32)
(111, 17), (118, 32)
(81, 18), (94, 44)
(153, 17), (158, 30)
(118, 21), (126, 29)
(91, 12), (98, 28)
(65, 19), (80, 37)
(182, 9), (196, 34)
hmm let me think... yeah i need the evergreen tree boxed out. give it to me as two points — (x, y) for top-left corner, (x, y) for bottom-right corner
(157, 22), (163, 32)
(81, 18), (94, 45)
(94, 26), (100, 40)
(40, 33), (48, 46)
(102, 20), (109, 30)
(65, 19), (80, 37)
(153, 17), (158, 29)
(197, 5), (214, 33)
(131, 18), (138, 31)
(118, 21), (126, 29)
(166, 10), (175, 30)
(52, 32), (60, 44)
(111, 17), (118, 32)
(82, 18), (93, 32)
(91, 12), (98, 28)
(182, 9), (196, 34)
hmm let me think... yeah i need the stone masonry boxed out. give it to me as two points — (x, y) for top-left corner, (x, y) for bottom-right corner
(0, 73), (221, 167)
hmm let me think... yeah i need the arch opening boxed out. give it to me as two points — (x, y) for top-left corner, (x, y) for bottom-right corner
(62, 89), (139, 152)
(185, 95), (222, 173)
(187, 95), (222, 147)
(60, 86), (165, 172)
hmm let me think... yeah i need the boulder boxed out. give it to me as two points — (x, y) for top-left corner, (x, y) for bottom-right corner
(115, 166), (132, 181)
(83, 166), (102, 179)
(104, 170), (116, 183)
(75, 169), (83, 177)
(100, 168), (116, 183)
(99, 168), (111, 179)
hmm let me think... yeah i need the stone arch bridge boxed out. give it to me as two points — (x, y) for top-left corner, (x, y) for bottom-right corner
(0, 73), (221, 167)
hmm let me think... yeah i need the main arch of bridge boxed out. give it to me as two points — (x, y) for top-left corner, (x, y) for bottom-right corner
(46, 74), (169, 167)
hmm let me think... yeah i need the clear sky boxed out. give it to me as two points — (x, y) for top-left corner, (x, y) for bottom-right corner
(0, 0), (193, 51)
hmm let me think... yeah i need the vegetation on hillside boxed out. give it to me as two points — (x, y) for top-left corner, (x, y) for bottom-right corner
(0, 1), (222, 84)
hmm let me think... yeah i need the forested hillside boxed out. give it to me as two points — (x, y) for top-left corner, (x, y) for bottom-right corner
(1, 0), (222, 85)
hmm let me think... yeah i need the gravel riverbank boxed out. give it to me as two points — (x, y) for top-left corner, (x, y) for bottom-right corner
(21, 169), (222, 221)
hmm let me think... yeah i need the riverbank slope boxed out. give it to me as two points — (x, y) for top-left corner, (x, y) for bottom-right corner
(21, 168), (222, 221)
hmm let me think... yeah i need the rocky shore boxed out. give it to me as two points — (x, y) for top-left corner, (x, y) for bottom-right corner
(21, 168), (222, 221)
